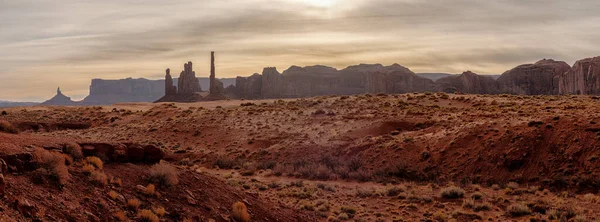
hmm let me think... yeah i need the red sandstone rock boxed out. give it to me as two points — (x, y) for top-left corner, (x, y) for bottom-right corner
(559, 56), (600, 95)
(436, 71), (499, 94)
(498, 59), (570, 95)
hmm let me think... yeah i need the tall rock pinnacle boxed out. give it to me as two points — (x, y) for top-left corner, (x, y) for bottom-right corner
(209, 51), (216, 94)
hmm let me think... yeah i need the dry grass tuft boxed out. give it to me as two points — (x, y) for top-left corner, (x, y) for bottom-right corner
(137, 209), (159, 222)
(110, 177), (122, 187)
(148, 162), (179, 187)
(0, 120), (18, 134)
(64, 142), (83, 160)
(507, 203), (531, 217)
(82, 164), (95, 175)
(232, 201), (251, 222)
(34, 148), (69, 185)
(114, 211), (127, 221)
(108, 190), (118, 200)
(439, 186), (465, 199)
(153, 206), (166, 217)
(85, 156), (103, 169)
(90, 171), (107, 186)
(127, 198), (141, 210)
(144, 184), (156, 196)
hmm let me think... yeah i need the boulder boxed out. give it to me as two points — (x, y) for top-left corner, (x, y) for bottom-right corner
(143, 145), (165, 163)
(498, 59), (570, 95)
(0, 153), (35, 172)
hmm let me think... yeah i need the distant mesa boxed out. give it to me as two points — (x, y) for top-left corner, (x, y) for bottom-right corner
(19, 55), (600, 107)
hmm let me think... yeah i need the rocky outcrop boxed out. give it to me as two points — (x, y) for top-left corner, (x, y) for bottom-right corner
(435, 71), (500, 94)
(40, 88), (78, 106)
(559, 56), (600, 95)
(498, 59), (570, 95)
(78, 142), (165, 163)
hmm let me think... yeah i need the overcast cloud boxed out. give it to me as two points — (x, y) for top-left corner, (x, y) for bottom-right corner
(1, 0), (599, 101)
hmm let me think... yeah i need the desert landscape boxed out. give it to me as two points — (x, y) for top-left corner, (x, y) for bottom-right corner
(5, 0), (600, 221)
(2, 92), (600, 221)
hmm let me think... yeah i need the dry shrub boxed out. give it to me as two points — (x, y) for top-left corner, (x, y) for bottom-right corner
(85, 156), (103, 169)
(0, 120), (18, 134)
(439, 186), (465, 199)
(82, 164), (95, 175)
(90, 171), (107, 186)
(34, 148), (69, 185)
(114, 211), (127, 221)
(127, 198), (141, 210)
(356, 188), (374, 198)
(137, 209), (159, 222)
(232, 201), (251, 222)
(108, 190), (118, 200)
(153, 206), (166, 217)
(148, 162), (179, 187)
(507, 204), (531, 217)
(110, 177), (122, 187)
(144, 184), (156, 196)
(64, 142), (83, 160)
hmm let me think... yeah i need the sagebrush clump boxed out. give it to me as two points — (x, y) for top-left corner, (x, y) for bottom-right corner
(0, 120), (18, 134)
(148, 162), (179, 187)
(34, 148), (69, 185)
(440, 186), (465, 199)
(232, 201), (251, 222)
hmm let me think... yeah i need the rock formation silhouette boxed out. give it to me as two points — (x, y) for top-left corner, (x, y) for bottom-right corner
(41, 87), (77, 106)
(165, 69), (177, 95)
(206, 51), (226, 100)
(156, 51), (226, 102)
(436, 71), (499, 94)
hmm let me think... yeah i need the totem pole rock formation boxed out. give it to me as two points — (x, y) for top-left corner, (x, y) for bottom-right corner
(156, 51), (227, 102)
(177, 61), (201, 94)
(207, 51), (226, 100)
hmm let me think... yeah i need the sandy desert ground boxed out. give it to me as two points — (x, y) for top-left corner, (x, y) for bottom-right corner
(2, 93), (600, 221)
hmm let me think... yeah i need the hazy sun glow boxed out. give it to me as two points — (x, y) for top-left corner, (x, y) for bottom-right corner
(292, 0), (338, 8)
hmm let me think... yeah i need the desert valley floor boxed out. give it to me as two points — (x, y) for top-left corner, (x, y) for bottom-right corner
(2, 93), (600, 221)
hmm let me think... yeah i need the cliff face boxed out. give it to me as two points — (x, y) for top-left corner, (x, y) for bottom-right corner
(366, 71), (436, 94)
(435, 71), (500, 94)
(82, 78), (164, 105)
(559, 56), (600, 95)
(234, 64), (429, 99)
(497, 59), (570, 95)
(234, 74), (263, 99)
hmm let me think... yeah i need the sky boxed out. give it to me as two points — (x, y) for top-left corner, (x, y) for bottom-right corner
(1, 0), (600, 102)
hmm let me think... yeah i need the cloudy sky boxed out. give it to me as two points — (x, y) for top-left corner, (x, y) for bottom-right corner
(1, 0), (599, 101)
